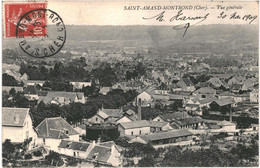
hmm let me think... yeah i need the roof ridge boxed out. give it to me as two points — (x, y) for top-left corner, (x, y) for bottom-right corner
(46, 118), (49, 137)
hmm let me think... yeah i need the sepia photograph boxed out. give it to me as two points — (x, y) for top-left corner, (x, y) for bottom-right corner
(1, 0), (259, 167)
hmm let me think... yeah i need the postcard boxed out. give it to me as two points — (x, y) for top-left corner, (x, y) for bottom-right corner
(2, 0), (259, 167)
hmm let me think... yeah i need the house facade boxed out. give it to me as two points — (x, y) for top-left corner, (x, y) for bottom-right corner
(36, 117), (79, 151)
(118, 120), (151, 136)
(2, 107), (38, 150)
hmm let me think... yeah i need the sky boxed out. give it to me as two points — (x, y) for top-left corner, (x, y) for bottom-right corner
(47, 1), (259, 25)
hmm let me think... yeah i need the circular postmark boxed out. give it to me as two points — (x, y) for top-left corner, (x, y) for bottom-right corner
(16, 9), (66, 58)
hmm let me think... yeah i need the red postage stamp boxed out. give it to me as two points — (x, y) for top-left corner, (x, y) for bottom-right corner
(4, 2), (47, 38)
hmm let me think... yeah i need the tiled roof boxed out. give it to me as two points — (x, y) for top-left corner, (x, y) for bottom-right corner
(218, 120), (236, 126)
(2, 107), (29, 127)
(197, 97), (217, 104)
(2, 86), (23, 93)
(86, 146), (111, 162)
(125, 109), (136, 116)
(38, 91), (84, 104)
(219, 91), (235, 96)
(231, 84), (243, 90)
(193, 87), (216, 94)
(173, 117), (204, 126)
(157, 112), (190, 122)
(47, 91), (84, 100)
(36, 117), (79, 139)
(212, 98), (235, 106)
(139, 130), (192, 142)
(27, 80), (45, 84)
(58, 140), (90, 151)
(102, 109), (122, 118)
(119, 120), (150, 129)
(182, 78), (194, 86)
(97, 111), (109, 119)
(148, 121), (168, 128)
(24, 85), (38, 95)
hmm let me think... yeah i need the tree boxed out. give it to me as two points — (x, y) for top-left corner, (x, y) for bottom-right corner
(2, 73), (19, 86)
(45, 150), (63, 166)
(202, 106), (210, 116)
(236, 113), (251, 129)
(138, 155), (155, 167)
(2, 139), (15, 159)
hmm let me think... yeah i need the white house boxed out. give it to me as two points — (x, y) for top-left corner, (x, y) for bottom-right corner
(58, 140), (122, 166)
(70, 81), (91, 90)
(26, 80), (45, 87)
(88, 108), (123, 124)
(36, 117), (79, 151)
(118, 120), (151, 136)
(250, 89), (259, 103)
(137, 91), (152, 102)
(2, 107), (38, 150)
(38, 91), (85, 105)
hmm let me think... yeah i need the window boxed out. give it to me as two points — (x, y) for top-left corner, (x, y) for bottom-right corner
(131, 131), (133, 136)
(26, 131), (29, 139)
(96, 118), (98, 122)
(73, 152), (76, 157)
(202, 95), (206, 98)
(43, 138), (45, 144)
(92, 153), (98, 160)
(139, 130), (142, 135)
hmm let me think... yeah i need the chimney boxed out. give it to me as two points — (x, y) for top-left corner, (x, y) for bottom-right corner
(229, 107), (232, 122)
(97, 138), (101, 144)
(101, 103), (104, 111)
(111, 145), (115, 154)
(138, 98), (142, 120)
(14, 113), (19, 123)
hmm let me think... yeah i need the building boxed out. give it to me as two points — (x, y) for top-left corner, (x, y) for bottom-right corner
(118, 120), (151, 136)
(70, 81), (92, 90)
(38, 91), (85, 105)
(26, 80), (45, 87)
(171, 116), (204, 129)
(209, 98), (235, 112)
(153, 112), (191, 122)
(88, 107), (123, 124)
(86, 141), (122, 166)
(58, 140), (122, 166)
(136, 91), (152, 103)
(2, 86), (23, 93)
(130, 130), (193, 146)
(23, 85), (39, 100)
(176, 78), (195, 91)
(99, 87), (112, 95)
(250, 89), (259, 103)
(36, 117), (79, 151)
(192, 87), (216, 99)
(2, 107), (38, 150)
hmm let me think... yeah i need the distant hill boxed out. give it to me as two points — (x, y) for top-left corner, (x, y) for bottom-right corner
(2, 24), (258, 54)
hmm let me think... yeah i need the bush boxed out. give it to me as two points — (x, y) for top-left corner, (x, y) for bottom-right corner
(33, 150), (42, 157)
(24, 153), (32, 160)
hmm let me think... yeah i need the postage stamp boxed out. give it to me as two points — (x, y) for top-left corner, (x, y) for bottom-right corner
(16, 9), (66, 58)
(4, 2), (47, 38)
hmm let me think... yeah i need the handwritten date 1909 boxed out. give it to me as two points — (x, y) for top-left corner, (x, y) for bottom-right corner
(143, 10), (209, 37)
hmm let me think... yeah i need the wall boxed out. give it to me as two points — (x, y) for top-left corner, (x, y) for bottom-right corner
(123, 127), (150, 136)
(2, 126), (24, 143)
(116, 116), (132, 124)
(88, 114), (105, 124)
(23, 114), (38, 149)
(107, 147), (122, 167)
(69, 134), (80, 141)
(44, 138), (63, 152)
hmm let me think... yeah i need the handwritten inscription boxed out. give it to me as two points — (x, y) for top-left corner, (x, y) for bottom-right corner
(142, 9), (257, 37)
(143, 10), (209, 37)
